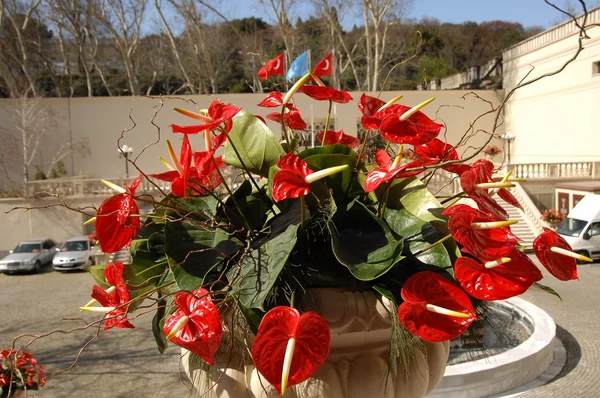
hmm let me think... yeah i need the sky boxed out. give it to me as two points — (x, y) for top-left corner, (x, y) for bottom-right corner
(214, 0), (596, 30)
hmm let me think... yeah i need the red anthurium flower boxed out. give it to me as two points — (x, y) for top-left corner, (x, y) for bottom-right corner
(533, 228), (579, 281)
(454, 250), (543, 300)
(96, 175), (142, 253)
(163, 288), (223, 365)
(171, 100), (241, 134)
(89, 262), (134, 330)
(0, 374), (8, 387)
(414, 138), (471, 175)
(398, 271), (476, 343)
(317, 129), (360, 148)
(460, 160), (509, 220)
(442, 204), (519, 261)
(266, 105), (307, 130)
(358, 93), (386, 130)
(364, 150), (435, 192)
(258, 91), (292, 108)
(298, 84), (353, 103)
(272, 153), (348, 201)
(272, 153), (313, 201)
(251, 306), (330, 395)
(378, 103), (443, 145)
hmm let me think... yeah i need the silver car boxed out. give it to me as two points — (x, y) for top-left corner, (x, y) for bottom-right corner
(0, 239), (58, 274)
(53, 236), (97, 271)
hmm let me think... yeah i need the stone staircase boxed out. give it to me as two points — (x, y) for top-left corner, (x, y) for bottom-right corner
(109, 248), (133, 264)
(497, 195), (537, 252)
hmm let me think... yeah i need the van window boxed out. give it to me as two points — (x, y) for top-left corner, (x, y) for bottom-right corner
(557, 218), (588, 237)
(586, 222), (600, 238)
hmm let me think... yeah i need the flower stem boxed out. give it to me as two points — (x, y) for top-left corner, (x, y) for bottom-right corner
(321, 100), (333, 147)
(280, 106), (292, 153)
(300, 196), (306, 230)
(413, 234), (452, 256)
(212, 157), (255, 237)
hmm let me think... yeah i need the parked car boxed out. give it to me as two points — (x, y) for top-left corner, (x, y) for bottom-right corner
(52, 236), (97, 271)
(557, 194), (600, 261)
(0, 239), (58, 274)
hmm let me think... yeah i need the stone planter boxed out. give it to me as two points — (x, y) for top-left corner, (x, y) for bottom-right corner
(182, 289), (450, 398)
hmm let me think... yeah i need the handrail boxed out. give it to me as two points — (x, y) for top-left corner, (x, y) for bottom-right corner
(509, 182), (544, 236)
(24, 176), (172, 198)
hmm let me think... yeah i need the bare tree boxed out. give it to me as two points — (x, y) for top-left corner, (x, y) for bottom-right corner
(260, 0), (298, 64)
(362, 0), (412, 90)
(92, 0), (146, 95)
(0, 0), (44, 97)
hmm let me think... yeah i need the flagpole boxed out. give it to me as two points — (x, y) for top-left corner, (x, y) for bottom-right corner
(284, 50), (289, 91)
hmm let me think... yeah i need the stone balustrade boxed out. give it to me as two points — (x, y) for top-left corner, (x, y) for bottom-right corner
(508, 161), (599, 180)
(24, 176), (172, 198)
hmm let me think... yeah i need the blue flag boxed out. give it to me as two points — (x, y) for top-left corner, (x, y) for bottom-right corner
(286, 51), (309, 82)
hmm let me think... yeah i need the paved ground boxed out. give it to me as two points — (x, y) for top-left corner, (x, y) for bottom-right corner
(1, 256), (599, 397)
(0, 266), (190, 398)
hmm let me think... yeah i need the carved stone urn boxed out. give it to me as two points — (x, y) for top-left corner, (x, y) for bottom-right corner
(182, 289), (450, 398)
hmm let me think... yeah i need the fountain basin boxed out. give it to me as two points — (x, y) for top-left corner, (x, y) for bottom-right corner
(429, 297), (556, 398)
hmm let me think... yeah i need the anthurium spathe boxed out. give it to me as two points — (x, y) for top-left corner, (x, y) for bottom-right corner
(454, 250), (543, 300)
(298, 84), (353, 103)
(398, 271), (476, 343)
(95, 175), (142, 254)
(163, 288), (223, 365)
(171, 100), (241, 134)
(364, 149), (435, 192)
(533, 228), (591, 281)
(442, 204), (519, 261)
(459, 160), (513, 221)
(414, 138), (471, 175)
(357, 93), (386, 130)
(83, 262), (134, 330)
(317, 129), (360, 148)
(378, 99), (444, 145)
(258, 91), (288, 108)
(266, 105), (308, 130)
(272, 153), (349, 201)
(251, 306), (330, 395)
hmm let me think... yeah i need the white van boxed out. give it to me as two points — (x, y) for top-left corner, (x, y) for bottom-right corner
(557, 194), (600, 261)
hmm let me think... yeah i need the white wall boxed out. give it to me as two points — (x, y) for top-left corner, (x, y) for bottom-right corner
(503, 8), (600, 164)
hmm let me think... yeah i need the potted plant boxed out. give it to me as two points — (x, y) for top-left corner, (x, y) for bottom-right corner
(0, 349), (46, 398)
(541, 209), (567, 229)
(77, 73), (589, 397)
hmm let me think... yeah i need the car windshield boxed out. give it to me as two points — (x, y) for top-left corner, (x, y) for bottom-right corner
(61, 241), (89, 252)
(13, 243), (42, 253)
(557, 218), (588, 237)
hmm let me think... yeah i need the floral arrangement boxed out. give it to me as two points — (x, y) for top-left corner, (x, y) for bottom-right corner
(483, 145), (502, 155)
(77, 72), (591, 395)
(541, 209), (567, 225)
(0, 349), (46, 396)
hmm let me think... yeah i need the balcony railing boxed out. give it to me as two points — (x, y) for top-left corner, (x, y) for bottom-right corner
(24, 176), (172, 198)
(507, 161), (599, 180)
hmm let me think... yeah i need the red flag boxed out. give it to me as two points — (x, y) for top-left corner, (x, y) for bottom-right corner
(258, 52), (285, 80)
(313, 53), (332, 77)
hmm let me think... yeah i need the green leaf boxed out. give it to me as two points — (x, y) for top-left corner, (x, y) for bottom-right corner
(164, 220), (241, 291)
(223, 110), (285, 177)
(328, 201), (405, 281)
(227, 223), (300, 310)
(303, 154), (358, 194)
(532, 282), (563, 301)
(298, 144), (355, 158)
(236, 302), (265, 335)
(384, 208), (452, 270)
(152, 294), (168, 353)
(222, 180), (270, 230)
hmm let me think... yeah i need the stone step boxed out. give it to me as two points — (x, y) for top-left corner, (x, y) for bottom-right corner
(496, 195), (536, 252)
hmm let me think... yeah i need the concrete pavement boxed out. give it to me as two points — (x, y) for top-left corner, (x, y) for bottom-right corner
(1, 256), (599, 397)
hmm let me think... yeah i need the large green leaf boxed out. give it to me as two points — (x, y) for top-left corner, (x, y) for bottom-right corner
(222, 180), (270, 230)
(223, 110), (285, 177)
(227, 223), (300, 310)
(298, 144), (355, 158)
(164, 220), (241, 291)
(384, 208), (451, 269)
(328, 201), (404, 281)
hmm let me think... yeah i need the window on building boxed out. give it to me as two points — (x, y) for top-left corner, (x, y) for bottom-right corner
(594, 61), (600, 76)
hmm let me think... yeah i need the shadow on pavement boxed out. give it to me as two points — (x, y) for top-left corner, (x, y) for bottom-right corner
(552, 324), (581, 382)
